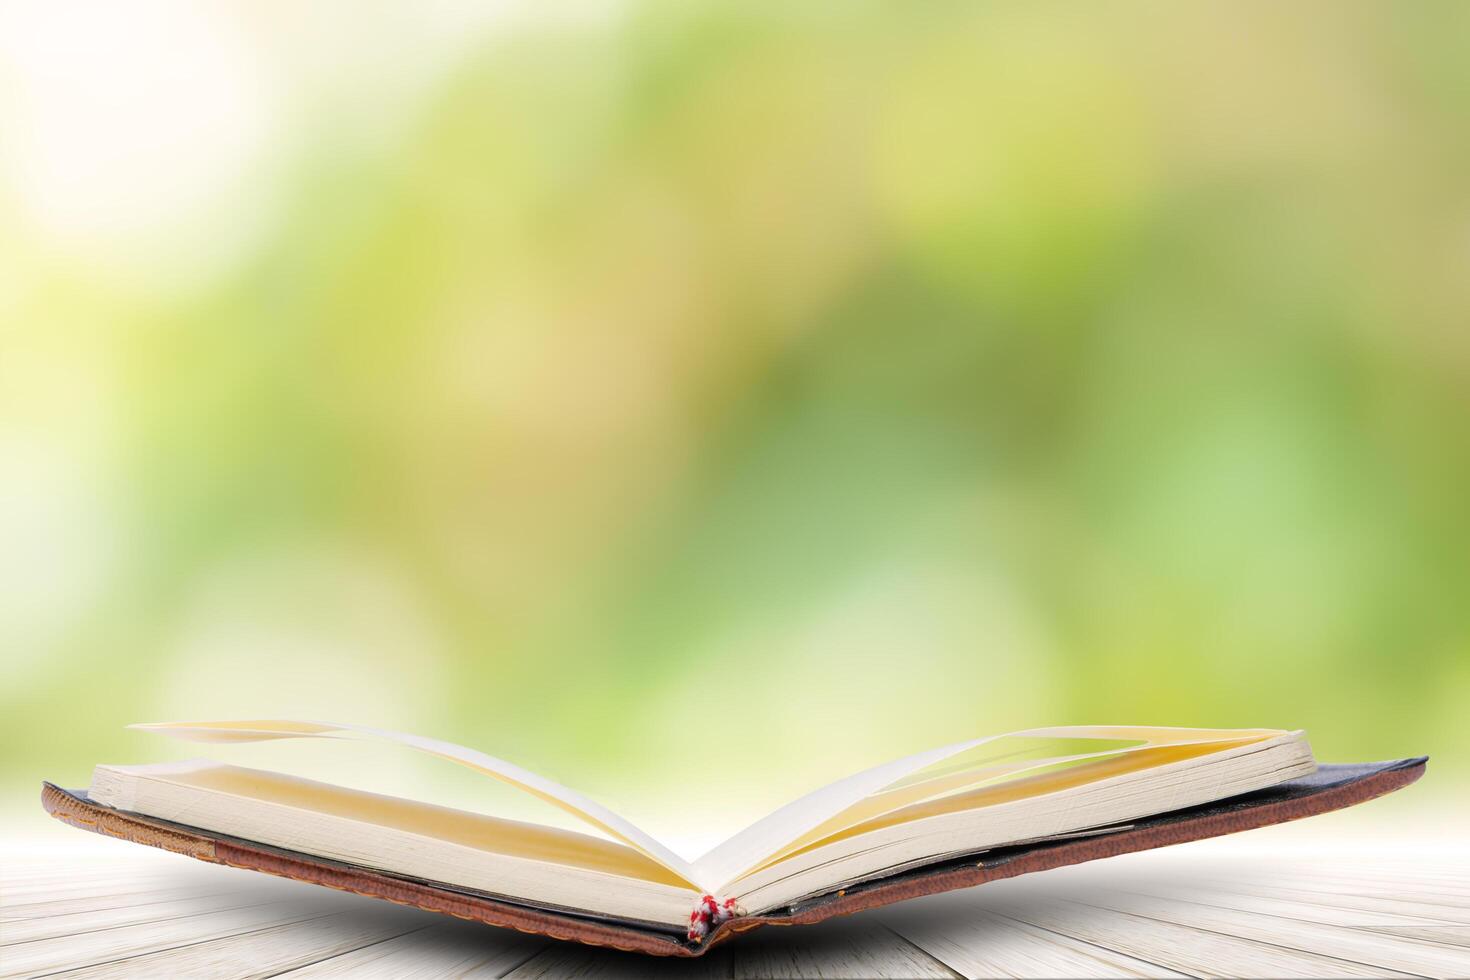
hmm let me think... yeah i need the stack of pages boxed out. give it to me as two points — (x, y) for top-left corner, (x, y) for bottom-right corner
(83, 722), (1319, 935)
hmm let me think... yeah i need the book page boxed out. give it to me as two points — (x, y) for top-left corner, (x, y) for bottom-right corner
(132, 719), (710, 890)
(134, 721), (1295, 896)
(691, 726), (1289, 888)
(93, 760), (694, 886)
(742, 731), (1293, 877)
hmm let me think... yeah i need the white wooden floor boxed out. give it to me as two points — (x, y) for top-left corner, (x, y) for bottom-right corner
(3, 838), (1467, 978)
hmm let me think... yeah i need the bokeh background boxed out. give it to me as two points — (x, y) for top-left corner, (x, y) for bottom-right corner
(2, 1), (1467, 848)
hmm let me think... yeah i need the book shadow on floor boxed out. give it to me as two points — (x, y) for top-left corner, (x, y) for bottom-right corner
(295, 874), (1137, 978)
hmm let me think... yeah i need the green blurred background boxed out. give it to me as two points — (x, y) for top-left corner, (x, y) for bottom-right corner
(2, 1), (1467, 842)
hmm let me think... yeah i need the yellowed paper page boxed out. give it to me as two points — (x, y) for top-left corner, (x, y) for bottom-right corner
(694, 726), (1292, 887)
(132, 719), (708, 889)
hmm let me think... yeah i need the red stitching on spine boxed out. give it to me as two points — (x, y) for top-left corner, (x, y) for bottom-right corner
(687, 894), (742, 942)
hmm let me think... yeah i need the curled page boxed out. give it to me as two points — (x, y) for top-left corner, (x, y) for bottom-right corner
(689, 735), (995, 889)
(131, 719), (708, 890)
(693, 725), (1289, 889)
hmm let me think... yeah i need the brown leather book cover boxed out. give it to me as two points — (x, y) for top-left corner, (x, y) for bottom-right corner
(42, 757), (1424, 957)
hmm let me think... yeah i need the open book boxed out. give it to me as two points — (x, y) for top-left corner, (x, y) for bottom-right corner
(48, 722), (1424, 956)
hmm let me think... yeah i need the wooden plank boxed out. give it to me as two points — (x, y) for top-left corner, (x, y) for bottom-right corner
(1, 868), (176, 889)
(275, 920), (546, 978)
(1190, 866), (1470, 904)
(1, 885), (246, 923)
(1071, 888), (1470, 978)
(730, 918), (959, 979)
(992, 895), (1417, 979)
(0, 873), (263, 913)
(1108, 880), (1470, 944)
(504, 915), (959, 980)
(1, 874), (187, 904)
(882, 902), (1188, 979)
(0, 892), (287, 945)
(1003, 854), (1470, 922)
(47, 908), (437, 980)
(1156, 876), (1470, 926)
(502, 939), (731, 980)
(1115, 876), (1467, 926)
(1364, 924), (1470, 948)
(0, 898), (356, 978)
